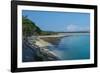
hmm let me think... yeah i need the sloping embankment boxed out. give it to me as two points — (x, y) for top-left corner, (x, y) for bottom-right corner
(23, 38), (60, 62)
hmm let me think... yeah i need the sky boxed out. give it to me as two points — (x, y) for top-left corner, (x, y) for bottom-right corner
(22, 10), (90, 32)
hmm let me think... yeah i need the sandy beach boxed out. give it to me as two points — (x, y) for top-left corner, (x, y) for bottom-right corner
(31, 38), (59, 58)
(35, 38), (52, 47)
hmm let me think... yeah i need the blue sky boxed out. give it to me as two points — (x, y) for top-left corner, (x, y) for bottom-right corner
(22, 10), (90, 32)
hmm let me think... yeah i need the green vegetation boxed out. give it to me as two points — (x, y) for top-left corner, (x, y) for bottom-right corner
(41, 31), (59, 35)
(22, 16), (42, 37)
(22, 16), (58, 37)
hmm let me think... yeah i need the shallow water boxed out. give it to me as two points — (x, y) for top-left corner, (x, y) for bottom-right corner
(49, 35), (90, 60)
(22, 35), (90, 62)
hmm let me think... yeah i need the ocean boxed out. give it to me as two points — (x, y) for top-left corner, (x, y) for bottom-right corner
(22, 35), (90, 62)
(50, 35), (90, 60)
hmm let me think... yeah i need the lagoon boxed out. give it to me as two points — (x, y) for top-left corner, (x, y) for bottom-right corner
(22, 35), (90, 62)
(49, 35), (90, 60)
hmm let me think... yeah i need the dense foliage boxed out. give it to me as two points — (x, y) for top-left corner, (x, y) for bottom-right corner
(22, 16), (58, 37)
(22, 16), (42, 37)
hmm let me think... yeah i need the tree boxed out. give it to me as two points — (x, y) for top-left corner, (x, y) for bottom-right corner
(22, 16), (42, 37)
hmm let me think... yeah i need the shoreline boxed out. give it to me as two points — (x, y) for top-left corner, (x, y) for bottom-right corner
(27, 37), (60, 60)
(35, 38), (52, 47)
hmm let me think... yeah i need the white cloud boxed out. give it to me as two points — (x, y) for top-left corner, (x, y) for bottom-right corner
(66, 24), (90, 31)
(66, 24), (78, 31)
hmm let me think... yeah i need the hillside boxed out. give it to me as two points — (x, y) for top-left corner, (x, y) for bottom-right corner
(22, 16), (42, 37)
(22, 16), (58, 37)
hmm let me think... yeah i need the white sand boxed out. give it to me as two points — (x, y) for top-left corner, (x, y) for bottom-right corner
(35, 38), (52, 47)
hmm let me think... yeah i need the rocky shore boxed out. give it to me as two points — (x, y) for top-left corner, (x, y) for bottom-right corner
(22, 37), (60, 62)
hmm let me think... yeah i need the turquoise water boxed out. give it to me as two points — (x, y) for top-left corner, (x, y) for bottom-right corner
(50, 35), (90, 60)
(22, 35), (90, 62)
